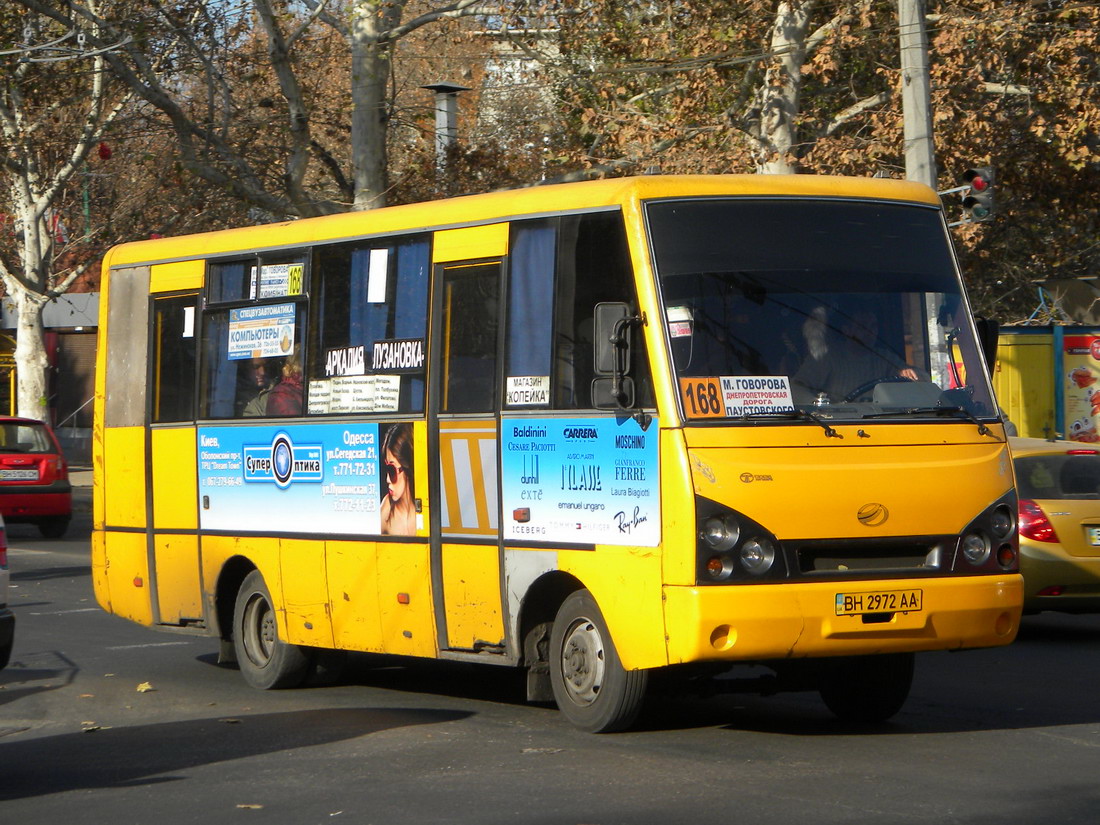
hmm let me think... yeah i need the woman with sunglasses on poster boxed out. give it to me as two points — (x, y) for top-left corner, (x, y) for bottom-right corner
(380, 423), (416, 536)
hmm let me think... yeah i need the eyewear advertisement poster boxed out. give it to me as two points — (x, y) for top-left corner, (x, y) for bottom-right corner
(501, 416), (660, 546)
(197, 422), (381, 533)
(1064, 334), (1100, 442)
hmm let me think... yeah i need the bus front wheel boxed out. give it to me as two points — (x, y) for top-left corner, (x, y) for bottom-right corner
(818, 652), (914, 723)
(549, 590), (647, 733)
(232, 570), (311, 690)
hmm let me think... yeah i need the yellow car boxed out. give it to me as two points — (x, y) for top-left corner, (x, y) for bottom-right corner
(1011, 437), (1100, 613)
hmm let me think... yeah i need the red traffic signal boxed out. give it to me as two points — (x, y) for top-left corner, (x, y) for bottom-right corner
(961, 167), (994, 221)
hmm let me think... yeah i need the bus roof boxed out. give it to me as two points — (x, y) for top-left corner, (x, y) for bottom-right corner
(103, 174), (941, 270)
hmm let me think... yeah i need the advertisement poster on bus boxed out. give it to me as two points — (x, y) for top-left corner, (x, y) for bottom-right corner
(500, 416), (660, 546)
(196, 422), (385, 534)
(1064, 334), (1100, 443)
(227, 303), (296, 361)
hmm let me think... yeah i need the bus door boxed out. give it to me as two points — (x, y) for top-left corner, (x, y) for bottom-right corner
(429, 232), (508, 657)
(147, 284), (202, 626)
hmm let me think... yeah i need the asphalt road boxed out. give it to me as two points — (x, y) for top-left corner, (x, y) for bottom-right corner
(2, 493), (1099, 824)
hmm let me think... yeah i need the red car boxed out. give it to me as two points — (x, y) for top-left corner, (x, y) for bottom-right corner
(0, 417), (72, 538)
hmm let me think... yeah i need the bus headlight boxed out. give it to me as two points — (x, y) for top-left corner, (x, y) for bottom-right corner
(989, 505), (1014, 540)
(695, 498), (786, 585)
(701, 515), (739, 552)
(955, 491), (1019, 574)
(961, 532), (991, 566)
(740, 538), (776, 575)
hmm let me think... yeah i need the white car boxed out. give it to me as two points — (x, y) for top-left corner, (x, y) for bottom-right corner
(0, 515), (11, 669)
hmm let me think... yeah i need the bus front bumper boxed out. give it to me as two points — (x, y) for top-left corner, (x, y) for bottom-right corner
(663, 574), (1023, 665)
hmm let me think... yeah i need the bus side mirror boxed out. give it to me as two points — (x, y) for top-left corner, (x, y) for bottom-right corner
(975, 316), (999, 374)
(592, 302), (639, 410)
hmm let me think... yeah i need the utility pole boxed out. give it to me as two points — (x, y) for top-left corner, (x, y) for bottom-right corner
(897, 0), (937, 187)
(422, 82), (471, 183)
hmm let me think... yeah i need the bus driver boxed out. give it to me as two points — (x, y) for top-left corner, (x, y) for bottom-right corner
(794, 305), (918, 403)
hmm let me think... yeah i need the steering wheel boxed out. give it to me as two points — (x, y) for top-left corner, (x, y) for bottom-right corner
(843, 375), (910, 403)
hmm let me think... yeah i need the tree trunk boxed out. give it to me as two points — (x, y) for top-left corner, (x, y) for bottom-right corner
(3, 171), (52, 422)
(11, 289), (49, 422)
(350, 0), (404, 211)
(755, 1), (813, 174)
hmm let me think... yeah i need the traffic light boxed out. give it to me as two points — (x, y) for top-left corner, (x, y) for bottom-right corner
(961, 167), (995, 222)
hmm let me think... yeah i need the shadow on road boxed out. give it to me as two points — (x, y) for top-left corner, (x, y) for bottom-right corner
(0, 707), (471, 800)
(195, 651), (535, 711)
(10, 565), (91, 582)
(177, 610), (1100, 738)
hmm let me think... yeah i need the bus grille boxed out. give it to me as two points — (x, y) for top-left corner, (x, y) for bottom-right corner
(792, 537), (949, 577)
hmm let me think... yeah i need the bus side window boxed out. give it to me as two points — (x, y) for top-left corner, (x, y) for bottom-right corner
(198, 305), (306, 419)
(556, 212), (653, 409)
(505, 221), (555, 408)
(151, 295), (198, 423)
(309, 237), (430, 415)
(441, 263), (500, 414)
(504, 212), (652, 412)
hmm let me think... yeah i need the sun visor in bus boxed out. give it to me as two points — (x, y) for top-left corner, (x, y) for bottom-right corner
(432, 223), (509, 263)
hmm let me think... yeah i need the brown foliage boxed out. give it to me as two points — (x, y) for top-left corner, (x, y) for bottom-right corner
(537, 0), (1099, 321)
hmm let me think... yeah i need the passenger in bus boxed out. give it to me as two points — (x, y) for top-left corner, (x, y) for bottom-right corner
(380, 423), (416, 536)
(266, 353), (304, 416)
(794, 306), (918, 402)
(240, 358), (276, 417)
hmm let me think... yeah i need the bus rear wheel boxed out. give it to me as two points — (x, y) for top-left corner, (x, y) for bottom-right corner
(818, 652), (914, 724)
(549, 589), (647, 733)
(233, 570), (311, 690)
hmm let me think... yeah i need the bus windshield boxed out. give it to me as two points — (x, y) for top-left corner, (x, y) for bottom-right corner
(647, 197), (997, 423)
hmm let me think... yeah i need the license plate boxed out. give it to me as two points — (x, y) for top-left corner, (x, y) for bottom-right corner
(835, 589), (922, 616)
(0, 468), (37, 481)
(1088, 527), (1100, 546)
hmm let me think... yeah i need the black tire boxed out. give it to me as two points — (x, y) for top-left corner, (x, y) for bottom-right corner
(38, 516), (70, 539)
(818, 652), (915, 723)
(549, 589), (648, 733)
(232, 570), (311, 690)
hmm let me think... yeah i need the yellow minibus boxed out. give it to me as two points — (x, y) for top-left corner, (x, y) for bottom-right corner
(93, 175), (1022, 731)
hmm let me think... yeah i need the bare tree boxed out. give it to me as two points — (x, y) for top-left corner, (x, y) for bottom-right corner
(0, 5), (132, 419)
(13, 0), (494, 217)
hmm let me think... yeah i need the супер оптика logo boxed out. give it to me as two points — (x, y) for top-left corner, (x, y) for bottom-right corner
(243, 432), (323, 488)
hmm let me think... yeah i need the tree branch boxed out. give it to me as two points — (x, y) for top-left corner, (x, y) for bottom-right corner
(253, 0), (315, 206)
(14, 0), (346, 217)
(381, 0), (491, 45)
(288, 0), (338, 48)
(823, 90), (889, 137)
(299, 0), (348, 38)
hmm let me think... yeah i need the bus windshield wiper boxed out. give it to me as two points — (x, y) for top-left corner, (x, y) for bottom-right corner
(733, 409), (842, 438)
(862, 405), (993, 436)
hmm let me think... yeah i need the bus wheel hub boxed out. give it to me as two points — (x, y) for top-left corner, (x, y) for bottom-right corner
(561, 619), (605, 703)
